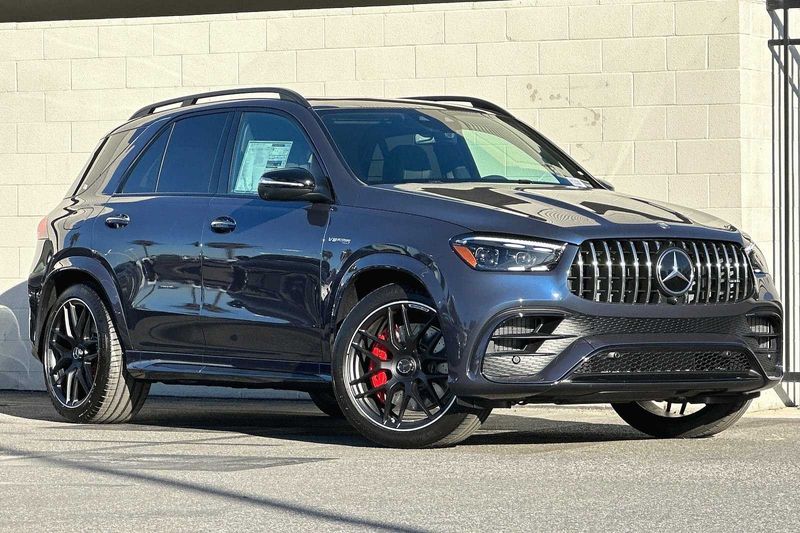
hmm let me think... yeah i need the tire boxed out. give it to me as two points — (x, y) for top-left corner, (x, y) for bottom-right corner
(611, 399), (752, 439)
(41, 284), (150, 424)
(331, 284), (490, 448)
(308, 388), (344, 418)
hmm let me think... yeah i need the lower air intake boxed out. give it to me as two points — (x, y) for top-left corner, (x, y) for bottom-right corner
(572, 349), (754, 378)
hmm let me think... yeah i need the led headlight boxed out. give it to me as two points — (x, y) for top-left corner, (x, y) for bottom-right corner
(743, 234), (769, 274)
(451, 235), (566, 272)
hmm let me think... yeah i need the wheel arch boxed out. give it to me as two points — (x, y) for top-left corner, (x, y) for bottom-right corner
(34, 255), (132, 360)
(327, 252), (451, 356)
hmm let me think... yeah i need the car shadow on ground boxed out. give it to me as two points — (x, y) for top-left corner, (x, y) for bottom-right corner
(0, 391), (645, 447)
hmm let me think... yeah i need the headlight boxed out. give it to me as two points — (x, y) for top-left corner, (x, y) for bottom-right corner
(743, 234), (769, 274)
(451, 235), (566, 272)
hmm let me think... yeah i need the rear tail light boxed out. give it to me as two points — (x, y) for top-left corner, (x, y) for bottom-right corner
(36, 217), (48, 240)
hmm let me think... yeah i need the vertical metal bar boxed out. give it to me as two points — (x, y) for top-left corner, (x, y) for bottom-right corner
(577, 247), (585, 298)
(589, 241), (600, 302)
(783, 7), (794, 397)
(702, 242), (713, 303)
(630, 241), (639, 304)
(713, 243), (722, 303)
(616, 241), (626, 303)
(691, 242), (702, 303)
(644, 241), (653, 304)
(602, 241), (613, 302)
(731, 244), (742, 301)
(721, 243), (731, 302)
(742, 244), (751, 299)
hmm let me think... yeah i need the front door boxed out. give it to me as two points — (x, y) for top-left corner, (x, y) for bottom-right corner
(200, 110), (330, 362)
(95, 111), (232, 355)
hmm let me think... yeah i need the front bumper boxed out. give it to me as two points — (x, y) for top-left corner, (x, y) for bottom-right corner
(443, 255), (783, 406)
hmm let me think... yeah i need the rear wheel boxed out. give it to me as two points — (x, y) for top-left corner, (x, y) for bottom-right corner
(42, 284), (149, 424)
(611, 399), (752, 438)
(332, 284), (490, 448)
(308, 388), (344, 418)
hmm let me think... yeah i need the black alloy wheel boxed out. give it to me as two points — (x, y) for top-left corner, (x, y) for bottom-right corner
(332, 284), (490, 448)
(45, 298), (99, 408)
(345, 299), (453, 430)
(42, 284), (150, 423)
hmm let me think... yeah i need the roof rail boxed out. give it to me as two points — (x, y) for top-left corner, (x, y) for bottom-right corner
(402, 96), (511, 117)
(129, 87), (310, 120)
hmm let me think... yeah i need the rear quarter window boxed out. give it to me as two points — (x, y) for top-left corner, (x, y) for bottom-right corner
(70, 129), (138, 197)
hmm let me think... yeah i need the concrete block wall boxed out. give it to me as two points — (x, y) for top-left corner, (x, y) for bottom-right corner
(0, 0), (775, 393)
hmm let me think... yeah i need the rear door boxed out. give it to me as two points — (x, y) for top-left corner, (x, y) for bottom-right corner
(95, 111), (232, 355)
(199, 109), (330, 363)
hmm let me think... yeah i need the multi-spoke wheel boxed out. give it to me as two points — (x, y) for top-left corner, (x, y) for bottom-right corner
(611, 398), (752, 438)
(332, 284), (490, 448)
(42, 284), (150, 423)
(45, 299), (100, 408)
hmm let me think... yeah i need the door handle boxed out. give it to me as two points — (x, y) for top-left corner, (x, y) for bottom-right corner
(210, 216), (237, 233)
(105, 214), (130, 228)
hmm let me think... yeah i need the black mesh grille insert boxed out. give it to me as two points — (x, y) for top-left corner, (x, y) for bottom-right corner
(572, 349), (754, 376)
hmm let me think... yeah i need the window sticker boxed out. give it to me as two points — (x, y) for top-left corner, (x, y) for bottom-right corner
(233, 140), (293, 193)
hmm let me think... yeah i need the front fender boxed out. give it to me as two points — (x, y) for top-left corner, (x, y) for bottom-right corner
(324, 247), (467, 368)
(35, 255), (132, 358)
(331, 250), (447, 319)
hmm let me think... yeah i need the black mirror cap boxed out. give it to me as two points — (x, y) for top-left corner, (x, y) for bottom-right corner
(257, 167), (332, 202)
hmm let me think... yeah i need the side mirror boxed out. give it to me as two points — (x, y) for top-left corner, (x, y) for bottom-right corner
(596, 178), (615, 191)
(257, 168), (328, 202)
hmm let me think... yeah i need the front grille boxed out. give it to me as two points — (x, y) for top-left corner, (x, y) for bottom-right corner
(572, 349), (754, 378)
(568, 239), (754, 304)
(482, 315), (568, 381)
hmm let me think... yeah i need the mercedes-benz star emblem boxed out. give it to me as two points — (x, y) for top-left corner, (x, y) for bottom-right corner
(656, 247), (694, 296)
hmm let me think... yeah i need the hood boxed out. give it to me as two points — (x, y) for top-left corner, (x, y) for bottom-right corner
(369, 183), (741, 244)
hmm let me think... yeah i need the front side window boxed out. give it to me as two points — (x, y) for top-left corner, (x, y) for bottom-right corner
(228, 112), (318, 195)
(120, 112), (229, 194)
(318, 108), (593, 188)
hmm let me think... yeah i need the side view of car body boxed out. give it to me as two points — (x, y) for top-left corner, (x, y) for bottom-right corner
(28, 88), (783, 447)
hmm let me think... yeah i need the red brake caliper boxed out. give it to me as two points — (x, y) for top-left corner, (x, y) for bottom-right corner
(367, 330), (390, 403)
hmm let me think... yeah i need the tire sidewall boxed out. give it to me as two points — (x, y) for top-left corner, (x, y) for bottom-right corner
(42, 285), (115, 422)
(331, 284), (480, 448)
(612, 399), (752, 438)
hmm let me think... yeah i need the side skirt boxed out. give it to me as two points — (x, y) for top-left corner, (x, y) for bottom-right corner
(126, 351), (332, 391)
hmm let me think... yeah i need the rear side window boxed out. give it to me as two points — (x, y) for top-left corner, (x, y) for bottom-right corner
(71, 130), (135, 196)
(121, 129), (169, 194)
(120, 112), (230, 194)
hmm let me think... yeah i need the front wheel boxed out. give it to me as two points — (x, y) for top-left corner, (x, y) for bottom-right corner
(611, 399), (752, 438)
(331, 284), (490, 448)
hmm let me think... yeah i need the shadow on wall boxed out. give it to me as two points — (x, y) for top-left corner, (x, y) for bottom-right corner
(0, 282), (43, 391)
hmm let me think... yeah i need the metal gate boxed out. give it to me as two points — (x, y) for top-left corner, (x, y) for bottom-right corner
(769, 1), (800, 405)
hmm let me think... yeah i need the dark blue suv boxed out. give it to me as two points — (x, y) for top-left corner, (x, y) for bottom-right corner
(28, 88), (783, 447)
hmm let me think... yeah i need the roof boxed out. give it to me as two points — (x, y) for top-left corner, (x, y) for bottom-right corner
(114, 89), (509, 136)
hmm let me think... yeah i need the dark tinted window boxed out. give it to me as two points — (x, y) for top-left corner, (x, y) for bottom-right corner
(120, 128), (169, 194)
(71, 129), (136, 196)
(228, 112), (318, 194)
(157, 113), (229, 194)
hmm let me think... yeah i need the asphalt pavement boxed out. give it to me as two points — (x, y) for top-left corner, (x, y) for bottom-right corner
(0, 391), (798, 532)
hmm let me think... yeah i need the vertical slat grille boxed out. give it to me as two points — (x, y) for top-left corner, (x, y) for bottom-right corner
(568, 239), (755, 305)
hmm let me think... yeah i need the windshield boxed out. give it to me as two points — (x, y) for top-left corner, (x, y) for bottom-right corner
(317, 107), (594, 188)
